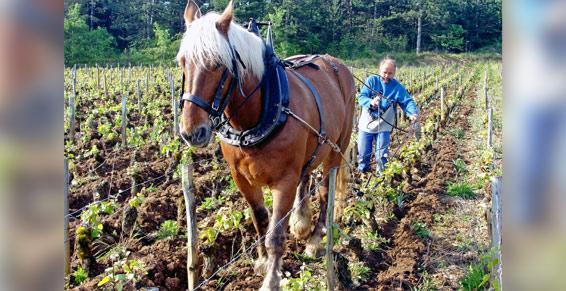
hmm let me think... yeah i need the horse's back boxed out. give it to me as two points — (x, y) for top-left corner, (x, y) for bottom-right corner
(286, 54), (355, 151)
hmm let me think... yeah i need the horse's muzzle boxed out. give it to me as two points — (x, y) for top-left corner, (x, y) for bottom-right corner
(180, 125), (212, 147)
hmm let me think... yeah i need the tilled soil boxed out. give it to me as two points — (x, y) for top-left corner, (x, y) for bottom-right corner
(67, 93), (487, 290)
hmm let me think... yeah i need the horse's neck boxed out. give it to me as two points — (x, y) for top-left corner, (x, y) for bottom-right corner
(225, 75), (262, 131)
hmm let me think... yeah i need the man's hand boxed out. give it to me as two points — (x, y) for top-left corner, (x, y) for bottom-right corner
(370, 96), (380, 107)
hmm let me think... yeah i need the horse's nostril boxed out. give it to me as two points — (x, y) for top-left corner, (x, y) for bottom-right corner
(196, 127), (207, 140)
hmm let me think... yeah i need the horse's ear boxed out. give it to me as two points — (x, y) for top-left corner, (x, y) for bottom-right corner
(215, 0), (234, 35)
(184, 0), (200, 27)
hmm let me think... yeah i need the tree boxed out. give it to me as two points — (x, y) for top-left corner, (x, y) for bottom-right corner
(64, 4), (116, 64)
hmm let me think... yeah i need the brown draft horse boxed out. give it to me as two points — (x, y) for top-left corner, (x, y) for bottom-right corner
(176, 1), (355, 289)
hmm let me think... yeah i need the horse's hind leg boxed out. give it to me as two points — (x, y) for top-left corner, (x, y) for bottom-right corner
(232, 173), (269, 274)
(261, 178), (297, 291)
(305, 172), (329, 257)
(290, 174), (313, 240)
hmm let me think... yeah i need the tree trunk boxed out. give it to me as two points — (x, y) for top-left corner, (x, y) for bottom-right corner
(371, 0), (377, 38)
(416, 14), (422, 54)
(89, 0), (94, 30)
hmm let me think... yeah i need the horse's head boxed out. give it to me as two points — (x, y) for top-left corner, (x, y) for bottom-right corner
(176, 0), (265, 147)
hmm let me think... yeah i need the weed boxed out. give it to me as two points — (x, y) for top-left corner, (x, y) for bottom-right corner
(349, 260), (371, 286)
(412, 222), (431, 239)
(73, 266), (88, 285)
(446, 182), (476, 199)
(453, 158), (467, 175)
(460, 262), (489, 290)
(155, 220), (178, 240)
(361, 230), (389, 251)
(198, 195), (226, 211)
(128, 193), (144, 208)
(224, 177), (238, 194)
(98, 257), (147, 290)
(263, 188), (273, 208)
(281, 264), (325, 291)
(450, 128), (465, 139)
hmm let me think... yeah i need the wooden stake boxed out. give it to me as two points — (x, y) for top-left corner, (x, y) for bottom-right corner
(167, 70), (178, 136)
(103, 69), (109, 98)
(69, 66), (77, 141)
(440, 86), (445, 121)
(136, 79), (142, 114)
(121, 93), (127, 147)
(490, 176), (503, 289)
(484, 68), (489, 110)
(487, 107), (493, 148)
(64, 158), (70, 276)
(182, 164), (199, 290)
(326, 168), (338, 291)
(96, 63), (100, 90)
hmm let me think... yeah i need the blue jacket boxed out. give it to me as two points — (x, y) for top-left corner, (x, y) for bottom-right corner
(357, 75), (418, 133)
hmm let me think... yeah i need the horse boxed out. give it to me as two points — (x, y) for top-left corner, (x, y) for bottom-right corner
(176, 1), (355, 289)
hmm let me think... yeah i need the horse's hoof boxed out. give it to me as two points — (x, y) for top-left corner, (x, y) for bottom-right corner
(254, 257), (268, 275)
(290, 207), (312, 241)
(289, 216), (311, 240)
(260, 274), (281, 291)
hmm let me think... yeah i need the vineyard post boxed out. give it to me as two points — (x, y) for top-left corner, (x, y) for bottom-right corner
(182, 164), (199, 290)
(104, 69), (109, 98)
(484, 67), (489, 110)
(128, 63), (132, 83)
(326, 168), (338, 291)
(121, 93), (127, 147)
(64, 158), (70, 276)
(145, 69), (149, 93)
(487, 107), (493, 148)
(440, 86), (445, 122)
(110, 64), (113, 83)
(435, 73), (439, 92)
(96, 63), (100, 90)
(490, 176), (503, 289)
(120, 66), (124, 92)
(167, 70), (179, 136)
(69, 65), (77, 141)
(137, 79), (142, 114)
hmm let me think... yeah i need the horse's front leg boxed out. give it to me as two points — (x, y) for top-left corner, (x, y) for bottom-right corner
(231, 173), (269, 274)
(261, 177), (298, 291)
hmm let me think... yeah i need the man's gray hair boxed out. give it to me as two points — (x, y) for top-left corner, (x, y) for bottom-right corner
(380, 56), (397, 69)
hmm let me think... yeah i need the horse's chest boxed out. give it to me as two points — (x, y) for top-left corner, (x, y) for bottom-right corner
(234, 158), (269, 183)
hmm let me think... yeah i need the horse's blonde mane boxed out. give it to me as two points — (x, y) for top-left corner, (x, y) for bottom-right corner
(177, 12), (265, 80)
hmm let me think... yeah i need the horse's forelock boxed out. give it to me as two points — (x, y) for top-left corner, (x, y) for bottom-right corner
(178, 12), (265, 79)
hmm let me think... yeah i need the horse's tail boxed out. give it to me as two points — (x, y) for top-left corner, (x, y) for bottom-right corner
(334, 142), (353, 222)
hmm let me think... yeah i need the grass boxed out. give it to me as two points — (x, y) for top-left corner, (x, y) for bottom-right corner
(446, 182), (476, 199)
(460, 249), (500, 290)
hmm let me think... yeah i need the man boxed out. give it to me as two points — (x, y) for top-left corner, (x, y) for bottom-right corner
(357, 57), (418, 173)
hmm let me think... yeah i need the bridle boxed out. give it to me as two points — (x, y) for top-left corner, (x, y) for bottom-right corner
(178, 40), (263, 130)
